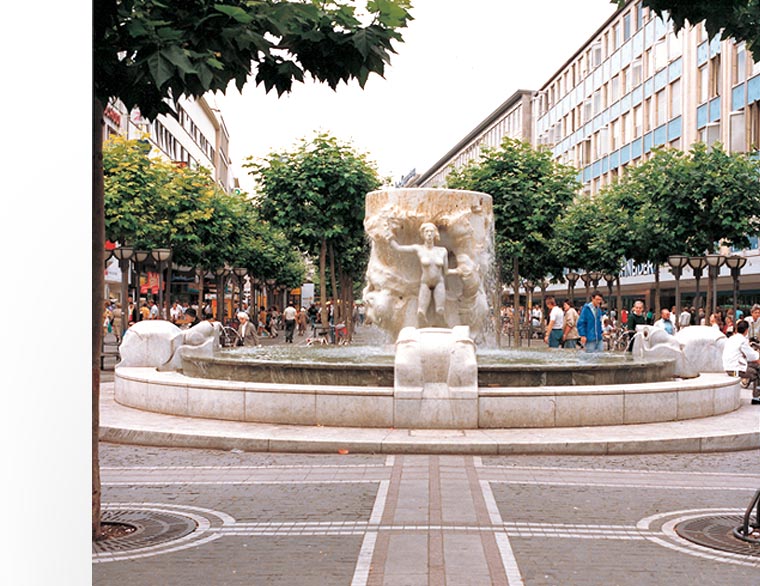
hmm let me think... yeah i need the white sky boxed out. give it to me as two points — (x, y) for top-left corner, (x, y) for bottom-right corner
(215, 0), (618, 192)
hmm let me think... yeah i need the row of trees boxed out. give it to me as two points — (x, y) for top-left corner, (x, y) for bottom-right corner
(449, 137), (760, 333)
(103, 136), (305, 298)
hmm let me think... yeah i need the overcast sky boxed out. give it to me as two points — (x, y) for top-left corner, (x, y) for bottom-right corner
(215, 0), (618, 192)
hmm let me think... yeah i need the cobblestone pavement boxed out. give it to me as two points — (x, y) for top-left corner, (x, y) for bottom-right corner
(94, 445), (760, 585)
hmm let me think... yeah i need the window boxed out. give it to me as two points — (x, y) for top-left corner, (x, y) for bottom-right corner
(709, 55), (721, 97)
(670, 80), (681, 118)
(735, 43), (747, 84)
(633, 105), (643, 136)
(623, 112), (632, 142)
(750, 102), (760, 150)
(698, 66), (709, 103)
(623, 13), (631, 41)
(631, 58), (643, 86)
(591, 41), (602, 68)
(610, 75), (620, 102)
(656, 89), (667, 126)
(611, 120), (621, 150)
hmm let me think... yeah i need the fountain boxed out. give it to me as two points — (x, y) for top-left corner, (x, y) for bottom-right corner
(114, 188), (741, 430)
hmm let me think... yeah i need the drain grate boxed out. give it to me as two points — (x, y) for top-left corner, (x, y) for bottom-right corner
(675, 515), (760, 557)
(93, 509), (197, 554)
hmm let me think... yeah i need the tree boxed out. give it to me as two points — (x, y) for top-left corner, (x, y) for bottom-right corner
(93, 0), (411, 538)
(603, 143), (760, 311)
(249, 132), (381, 332)
(447, 138), (580, 343)
(615, 0), (760, 56)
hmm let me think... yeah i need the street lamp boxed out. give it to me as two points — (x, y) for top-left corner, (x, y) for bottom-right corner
(725, 255), (747, 317)
(566, 271), (579, 305)
(688, 256), (707, 313)
(112, 245), (134, 324)
(215, 265), (231, 322)
(704, 253), (726, 320)
(151, 248), (173, 319)
(523, 279), (535, 345)
(603, 272), (615, 312)
(667, 255), (688, 329)
(588, 271), (602, 292)
(132, 250), (151, 309)
(232, 267), (247, 312)
(580, 273), (591, 301)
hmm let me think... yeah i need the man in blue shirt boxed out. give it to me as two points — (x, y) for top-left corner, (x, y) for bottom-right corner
(577, 291), (605, 353)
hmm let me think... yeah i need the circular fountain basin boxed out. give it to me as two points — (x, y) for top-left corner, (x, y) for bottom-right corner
(180, 345), (675, 387)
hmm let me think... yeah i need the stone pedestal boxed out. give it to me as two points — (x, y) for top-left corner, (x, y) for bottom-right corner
(393, 326), (478, 428)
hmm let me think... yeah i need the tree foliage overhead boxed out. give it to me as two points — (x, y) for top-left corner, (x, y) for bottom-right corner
(615, 0), (760, 56)
(95, 0), (413, 120)
(447, 138), (580, 284)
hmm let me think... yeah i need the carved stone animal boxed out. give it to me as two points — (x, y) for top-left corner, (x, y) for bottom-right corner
(118, 320), (221, 370)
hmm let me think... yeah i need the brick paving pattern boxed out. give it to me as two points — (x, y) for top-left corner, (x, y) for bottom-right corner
(94, 445), (760, 584)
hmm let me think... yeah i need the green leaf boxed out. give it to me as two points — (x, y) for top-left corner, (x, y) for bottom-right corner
(214, 4), (254, 24)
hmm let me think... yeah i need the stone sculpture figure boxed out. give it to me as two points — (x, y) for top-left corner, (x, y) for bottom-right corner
(631, 324), (726, 378)
(389, 221), (449, 327)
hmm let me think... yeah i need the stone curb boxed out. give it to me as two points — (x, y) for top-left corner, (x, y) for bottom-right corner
(100, 384), (760, 456)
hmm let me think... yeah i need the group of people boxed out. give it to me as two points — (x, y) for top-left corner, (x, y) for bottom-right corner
(540, 292), (608, 352)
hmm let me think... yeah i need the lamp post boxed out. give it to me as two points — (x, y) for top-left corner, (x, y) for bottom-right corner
(687, 256), (707, 315)
(580, 273), (591, 301)
(566, 271), (579, 305)
(112, 246), (134, 325)
(725, 255), (747, 317)
(704, 253), (726, 320)
(588, 271), (602, 293)
(603, 272), (615, 313)
(251, 276), (260, 313)
(215, 265), (231, 323)
(151, 248), (172, 319)
(667, 255), (688, 329)
(232, 267), (247, 313)
(266, 278), (276, 309)
(133, 250), (151, 310)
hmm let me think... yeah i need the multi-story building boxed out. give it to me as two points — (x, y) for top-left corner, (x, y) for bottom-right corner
(534, 1), (760, 196)
(411, 1), (760, 313)
(103, 94), (234, 193)
(410, 90), (533, 187)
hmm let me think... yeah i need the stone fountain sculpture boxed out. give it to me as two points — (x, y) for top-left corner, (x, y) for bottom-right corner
(363, 188), (493, 427)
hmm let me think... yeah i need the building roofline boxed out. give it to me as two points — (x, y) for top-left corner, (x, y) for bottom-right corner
(414, 89), (534, 185)
(538, 3), (626, 91)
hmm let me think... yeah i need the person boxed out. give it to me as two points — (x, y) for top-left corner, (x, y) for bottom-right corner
(127, 296), (138, 327)
(602, 317), (615, 350)
(709, 312), (724, 330)
(185, 307), (201, 328)
(112, 302), (124, 343)
(103, 301), (114, 339)
(149, 299), (159, 320)
(358, 303), (366, 326)
(307, 304), (318, 330)
(724, 315), (735, 336)
(577, 291), (605, 353)
(258, 305), (268, 336)
(297, 307), (308, 336)
(543, 296), (564, 348)
(236, 311), (259, 347)
(170, 301), (183, 324)
(139, 301), (150, 322)
(653, 308), (675, 335)
(561, 299), (580, 349)
(283, 302), (297, 343)
(745, 304), (760, 342)
(678, 306), (691, 330)
(723, 319), (760, 405)
(389, 221), (449, 325)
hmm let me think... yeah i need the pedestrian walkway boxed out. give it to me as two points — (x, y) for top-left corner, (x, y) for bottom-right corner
(93, 446), (760, 584)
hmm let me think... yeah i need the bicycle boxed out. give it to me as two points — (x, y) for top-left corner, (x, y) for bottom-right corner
(220, 326), (242, 348)
(609, 328), (635, 352)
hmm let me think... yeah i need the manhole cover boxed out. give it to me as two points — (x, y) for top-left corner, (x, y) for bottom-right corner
(93, 509), (197, 554)
(675, 515), (760, 557)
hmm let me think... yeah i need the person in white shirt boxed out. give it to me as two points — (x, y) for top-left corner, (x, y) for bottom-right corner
(237, 311), (259, 347)
(543, 296), (564, 348)
(282, 303), (298, 343)
(723, 319), (760, 404)
(744, 304), (760, 342)
(653, 308), (675, 335)
(678, 307), (692, 329)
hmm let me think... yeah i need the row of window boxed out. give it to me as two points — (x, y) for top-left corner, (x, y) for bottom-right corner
(177, 106), (216, 163)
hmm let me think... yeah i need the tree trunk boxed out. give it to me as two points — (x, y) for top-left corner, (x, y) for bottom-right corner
(616, 276), (623, 325)
(494, 273), (502, 347)
(320, 238), (328, 328)
(512, 257), (520, 348)
(654, 268), (661, 316)
(328, 242), (339, 323)
(197, 269), (204, 315)
(93, 97), (105, 540)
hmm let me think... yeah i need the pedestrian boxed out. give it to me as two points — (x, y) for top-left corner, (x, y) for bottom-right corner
(653, 308), (675, 335)
(139, 301), (150, 322)
(112, 302), (124, 343)
(543, 296), (564, 348)
(149, 299), (159, 320)
(561, 299), (580, 349)
(103, 301), (113, 339)
(297, 307), (308, 336)
(236, 311), (259, 347)
(577, 291), (605, 353)
(283, 302), (297, 343)
(678, 306), (691, 330)
(723, 319), (760, 404)
(744, 304), (760, 342)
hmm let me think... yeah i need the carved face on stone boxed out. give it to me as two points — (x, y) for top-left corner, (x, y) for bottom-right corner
(419, 222), (439, 244)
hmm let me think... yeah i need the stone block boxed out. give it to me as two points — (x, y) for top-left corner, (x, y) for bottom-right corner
(143, 381), (188, 416)
(245, 390), (316, 425)
(555, 392), (624, 426)
(187, 386), (245, 421)
(316, 393), (393, 427)
(479, 395), (556, 428)
(623, 390), (678, 424)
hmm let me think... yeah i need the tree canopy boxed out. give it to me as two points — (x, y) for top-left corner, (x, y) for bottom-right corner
(104, 135), (303, 283)
(615, 0), (760, 56)
(248, 132), (381, 325)
(447, 138), (580, 285)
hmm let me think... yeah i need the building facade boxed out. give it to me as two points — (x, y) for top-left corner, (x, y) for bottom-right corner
(103, 94), (235, 193)
(410, 90), (533, 188)
(411, 1), (760, 313)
